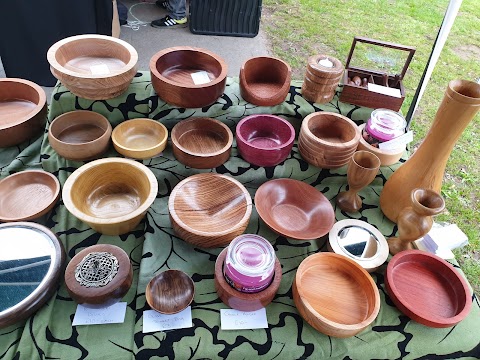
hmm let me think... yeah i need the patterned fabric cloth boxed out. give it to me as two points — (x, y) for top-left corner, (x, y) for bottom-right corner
(1, 72), (479, 359)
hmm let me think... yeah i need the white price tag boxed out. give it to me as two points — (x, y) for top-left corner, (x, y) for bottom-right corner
(143, 307), (193, 333)
(220, 308), (268, 330)
(378, 131), (414, 150)
(367, 83), (402, 98)
(72, 302), (127, 326)
(90, 64), (110, 75)
(191, 71), (211, 85)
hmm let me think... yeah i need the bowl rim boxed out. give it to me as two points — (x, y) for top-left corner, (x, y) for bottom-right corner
(111, 118), (168, 154)
(241, 56), (292, 77)
(47, 34), (138, 79)
(62, 158), (158, 225)
(168, 173), (252, 237)
(358, 123), (406, 155)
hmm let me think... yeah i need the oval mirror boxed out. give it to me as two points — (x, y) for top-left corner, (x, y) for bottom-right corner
(338, 225), (379, 259)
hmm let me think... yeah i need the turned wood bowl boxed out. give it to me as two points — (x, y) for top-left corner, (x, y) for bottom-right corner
(168, 173), (252, 248)
(150, 46), (227, 108)
(146, 270), (195, 314)
(112, 118), (168, 159)
(255, 179), (335, 240)
(48, 110), (112, 161)
(293, 252), (380, 338)
(385, 250), (472, 328)
(0, 170), (60, 222)
(239, 56), (292, 106)
(236, 114), (295, 167)
(0, 78), (47, 148)
(62, 158), (158, 235)
(171, 117), (233, 169)
(357, 124), (405, 166)
(306, 55), (344, 79)
(47, 34), (138, 100)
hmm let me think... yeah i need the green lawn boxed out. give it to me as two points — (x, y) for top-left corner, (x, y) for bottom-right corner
(262, 0), (480, 293)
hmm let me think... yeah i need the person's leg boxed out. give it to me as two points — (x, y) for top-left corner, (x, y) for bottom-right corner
(151, 0), (186, 28)
(167, 0), (186, 20)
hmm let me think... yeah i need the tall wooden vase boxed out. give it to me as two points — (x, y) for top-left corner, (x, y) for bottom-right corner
(380, 79), (480, 222)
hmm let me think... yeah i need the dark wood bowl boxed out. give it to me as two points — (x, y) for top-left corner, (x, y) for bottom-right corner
(150, 46), (228, 108)
(0, 78), (47, 148)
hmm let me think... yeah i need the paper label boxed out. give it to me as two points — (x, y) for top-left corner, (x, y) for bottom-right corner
(367, 83), (402, 98)
(191, 71), (211, 85)
(143, 307), (193, 333)
(90, 64), (110, 75)
(378, 131), (413, 150)
(220, 308), (268, 330)
(72, 302), (127, 326)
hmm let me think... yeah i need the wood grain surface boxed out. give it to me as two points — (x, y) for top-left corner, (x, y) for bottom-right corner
(357, 124), (405, 166)
(146, 270), (194, 314)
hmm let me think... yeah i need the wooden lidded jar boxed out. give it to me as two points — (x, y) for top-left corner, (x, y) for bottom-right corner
(302, 55), (344, 104)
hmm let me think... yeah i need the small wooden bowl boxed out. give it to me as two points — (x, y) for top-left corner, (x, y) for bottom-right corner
(112, 119), (168, 160)
(385, 250), (472, 328)
(169, 173), (252, 248)
(146, 270), (195, 314)
(293, 252), (380, 338)
(0, 170), (60, 222)
(0, 78), (47, 148)
(357, 124), (405, 166)
(62, 158), (158, 235)
(239, 56), (292, 106)
(255, 179), (335, 240)
(48, 110), (112, 161)
(171, 117), (233, 169)
(236, 114), (295, 167)
(47, 34), (138, 100)
(150, 46), (227, 108)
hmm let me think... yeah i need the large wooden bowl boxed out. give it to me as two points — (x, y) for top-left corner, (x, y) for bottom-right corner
(48, 110), (112, 161)
(385, 250), (472, 328)
(357, 124), (405, 166)
(62, 158), (158, 235)
(0, 78), (47, 148)
(293, 252), (380, 338)
(168, 173), (252, 248)
(150, 47), (227, 108)
(47, 34), (138, 100)
(255, 179), (335, 240)
(171, 118), (233, 169)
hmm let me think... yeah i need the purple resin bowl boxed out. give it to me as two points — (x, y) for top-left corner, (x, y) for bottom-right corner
(236, 114), (295, 167)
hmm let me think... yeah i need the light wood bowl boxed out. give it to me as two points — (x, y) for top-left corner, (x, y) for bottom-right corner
(112, 119), (168, 159)
(0, 78), (47, 148)
(62, 158), (158, 235)
(357, 124), (405, 166)
(171, 117), (233, 169)
(0, 170), (60, 222)
(168, 173), (252, 248)
(240, 56), (292, 106)
(47, 34), (138, 100)
(48, 110), (112, 161)
(150, 46), (227, 108)
(293, 252), (380, 337)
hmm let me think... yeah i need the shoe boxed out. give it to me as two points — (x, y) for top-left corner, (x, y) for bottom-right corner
(155, 1), (168, 10)
(151, 15), (187, 28)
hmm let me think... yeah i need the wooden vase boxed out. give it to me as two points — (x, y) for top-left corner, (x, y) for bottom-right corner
(380, 80), (480, 222)
(388, 188), (445, 255)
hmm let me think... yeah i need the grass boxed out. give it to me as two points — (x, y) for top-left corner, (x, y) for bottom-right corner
(262, 0), (480, 294)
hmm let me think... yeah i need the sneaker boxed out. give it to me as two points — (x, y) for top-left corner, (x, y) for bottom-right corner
(155, 1), (168, 10)
(151, 15), (187, 28)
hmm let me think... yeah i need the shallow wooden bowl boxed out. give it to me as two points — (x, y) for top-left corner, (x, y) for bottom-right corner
(150, 46), (227, 108)
(112, 118), (168, 159)
(255, 179), (335, 240)
(47, 34), (138, 100)
(48, 110), (112, 161)
(293, 252), (380, 337)
(146, 269), (195, 314)
(236, 114), (295, 167)
(0, 78), (47, 148)
(62, 158), (158, 235)
(171, 117), (233, 169)
(385, 250), (472, 328)
(357, 124), (405, 166)
(239, 56), (292, 106)
(168, 173), (252, 248)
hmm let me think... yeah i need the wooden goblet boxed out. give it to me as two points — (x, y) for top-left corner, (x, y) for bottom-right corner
(336, 151), (381, 212)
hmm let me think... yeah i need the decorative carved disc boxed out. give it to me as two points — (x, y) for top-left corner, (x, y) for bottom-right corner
(75, 252), (119, 288)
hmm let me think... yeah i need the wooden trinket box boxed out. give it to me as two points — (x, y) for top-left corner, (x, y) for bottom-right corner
(339, 36), (415, 111)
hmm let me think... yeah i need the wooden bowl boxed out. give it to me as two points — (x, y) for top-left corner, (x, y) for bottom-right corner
(0, 78), (47, 148)
(48, 110), (112, 161)
(146, 270), (195, 314)
(62, 158), (158, 235)
(168, 173), (252, 248)
(236, 114), (295, 167)
(171, 117), (233, 169)
(47, 34), (138, 100)
(293, 252), (380, 337)
(150, 46), (227, 108)
(357, 124), (405, 166)
(255, 179), (335, 240)
(385, 250), (472, 328)
(239, 56), (292, 106)
(0, 170), (60, 222)
(306, 55), (344, 79)
(112, 118), (168, 160)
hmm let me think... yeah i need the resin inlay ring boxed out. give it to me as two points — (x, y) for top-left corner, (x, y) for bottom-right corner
(75, 252), (119, 288)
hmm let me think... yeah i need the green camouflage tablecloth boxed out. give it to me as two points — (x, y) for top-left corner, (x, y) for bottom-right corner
(1, 72), (479, 360)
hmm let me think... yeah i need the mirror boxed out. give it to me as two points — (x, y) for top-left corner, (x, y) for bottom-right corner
(338, 226), (379, 259)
